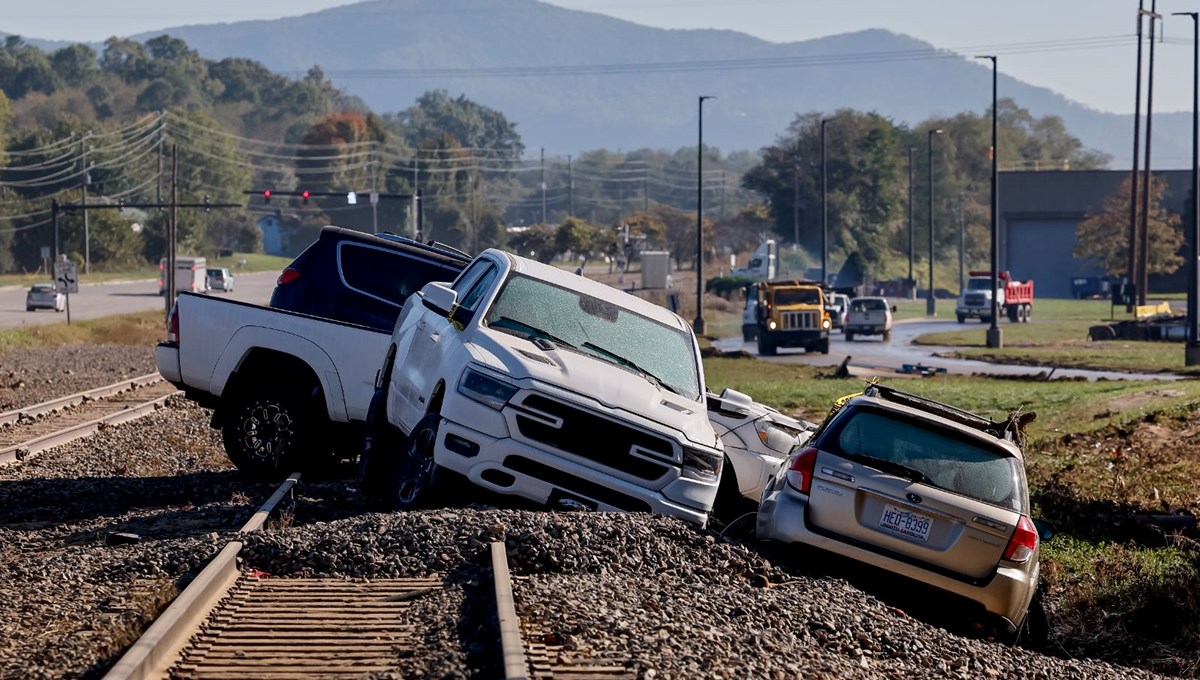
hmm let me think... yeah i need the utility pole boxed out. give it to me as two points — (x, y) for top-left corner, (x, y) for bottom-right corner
(927, 128), (943, 316)
(81, 133), (90, 275)
(369, 145), (379, 234)
(958, 191), (966, 293)
(976, 55), (1002, 348)
(567, 154), (574, 218)
(820, 119), (830, 285)
(695, 95), (715, 335)
(1176, 10), (1200, 365)
(643, 171), (649, 212)
(907, 147), (916, 299)
(1128, 1), (1146, 312)
(720, 170), (727, 219)
(1139, 1), (1161, 306)
(540, 147), (547, 225)
(167, 144), (178, 317)
(156, 136), (164, 209)
(793, 163), (801, 248)
(412, 153), (419, 238)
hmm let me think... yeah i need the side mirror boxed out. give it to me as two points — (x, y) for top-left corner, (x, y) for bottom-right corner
(420, 282), (457, 317)
(1032, 518), (1055, 542)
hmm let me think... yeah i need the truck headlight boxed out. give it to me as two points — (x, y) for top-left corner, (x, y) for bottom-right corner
(822, 318), (831, 329)
(754, 418), (803, 454)
(457, 367), (518, 410)
(682, 446), (723, 482)
(767, 320), (777, 330)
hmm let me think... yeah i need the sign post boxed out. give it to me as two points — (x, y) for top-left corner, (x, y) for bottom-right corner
(53, 259), (78, 325)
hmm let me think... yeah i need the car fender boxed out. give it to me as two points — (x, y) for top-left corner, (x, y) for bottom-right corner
(209, 325), (348, 422)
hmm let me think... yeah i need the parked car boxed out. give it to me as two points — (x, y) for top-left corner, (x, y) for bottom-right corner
(845, 296), (894, 342)
(756, 383), (1049, 641)
(270, 227), (470, 332)
(26, 283), (65, 312)
(707, 387), (814, 517)
(206, 267), (235, 292)
(826, 293), (851, 332)
(360, 248), (725, 525)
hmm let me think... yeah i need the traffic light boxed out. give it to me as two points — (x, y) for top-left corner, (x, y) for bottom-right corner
(263, 190), (272, 204)
(301, 190), (310, 205)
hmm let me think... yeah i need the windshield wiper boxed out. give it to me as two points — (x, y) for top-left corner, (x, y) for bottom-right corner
(580, 341), (683, 396)
(490, 316), (576, 349)
(847, 454), (929, 484)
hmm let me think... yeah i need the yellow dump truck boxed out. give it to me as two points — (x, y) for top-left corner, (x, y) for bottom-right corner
(755, 280), (831, 356)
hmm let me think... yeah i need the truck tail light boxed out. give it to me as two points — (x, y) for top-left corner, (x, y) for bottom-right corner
(277, 267), (301, 286)
(785, 447), (819, 494)
(167, 304), (180, 344)
(1003, 515), (1039, 563)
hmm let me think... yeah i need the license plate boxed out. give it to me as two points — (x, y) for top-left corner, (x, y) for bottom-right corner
(878, 503), (932, 542)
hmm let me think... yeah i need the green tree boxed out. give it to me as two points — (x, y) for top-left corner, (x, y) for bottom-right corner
(1075, 176), (1182, 277)
(507, 224), (558, 263)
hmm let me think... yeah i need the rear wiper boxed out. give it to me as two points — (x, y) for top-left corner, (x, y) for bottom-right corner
(580, 341), (682, 396)
(847, 454), (928, 484)
(490, 316), (576, 349)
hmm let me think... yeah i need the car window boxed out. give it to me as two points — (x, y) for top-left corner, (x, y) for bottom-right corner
(338, 242), (458, 308)
(452, 259), (493, 296)
(775, 289), (821, 305)
(820, 407), (1025, 512)
(851, 299), (887, 312)
(458, 265), (499, 312)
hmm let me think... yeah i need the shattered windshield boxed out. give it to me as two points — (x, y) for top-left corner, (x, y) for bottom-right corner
(484, 274), (701, 400)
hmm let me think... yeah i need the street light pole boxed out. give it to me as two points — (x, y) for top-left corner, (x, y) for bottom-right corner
(908, 147), (916, 299)
(958, 191), (965, 294)
(821, 118), (830, 285)
(1128, 1), (1146, 313)
(1177, 11), (1200, 366)
(1139, 2), (1161, 307)
(694, 95), (715, 335)
(976, 55), (1002, 348)
(927, 128), (943, 316)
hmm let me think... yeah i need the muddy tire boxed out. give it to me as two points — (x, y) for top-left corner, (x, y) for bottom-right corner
(757, 335), (776, 356)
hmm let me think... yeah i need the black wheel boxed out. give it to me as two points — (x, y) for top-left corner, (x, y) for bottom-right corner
(1013, 591), (1049, 649)
(819, 338), (830, 354)
(711, 458), (755, 522)
(845, 331), (855, 342)
(957, 314), (966, 324)
(222, 387), (316, 479)
(359, 387), (404, 498)
(981, 316), (992, 324)
(757, 335), (776, 356)
(25, 307), (33, 312)
(1007, 306), (1019, 322)
(743, 331), (754, 342)
(389, 413), (444, 510)
(883, 330), (892, 342)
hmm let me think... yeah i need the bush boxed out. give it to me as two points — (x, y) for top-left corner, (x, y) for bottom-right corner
(705, 276), (756, 299)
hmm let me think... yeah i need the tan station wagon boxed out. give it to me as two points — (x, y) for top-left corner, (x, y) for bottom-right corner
(757, 383), (1047, 641)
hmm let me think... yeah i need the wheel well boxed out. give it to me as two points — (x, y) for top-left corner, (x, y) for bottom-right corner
(226, 348), (324, 403)
(427, 380), (446, 414)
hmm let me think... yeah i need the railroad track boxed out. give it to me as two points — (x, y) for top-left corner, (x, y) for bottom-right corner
(0, 373), (180, 465)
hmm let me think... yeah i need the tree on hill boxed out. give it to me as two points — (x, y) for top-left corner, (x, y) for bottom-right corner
(1074, 176), (1182, 277)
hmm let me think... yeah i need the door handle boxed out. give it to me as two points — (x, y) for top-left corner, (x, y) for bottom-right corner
(416, 319), (426, 331)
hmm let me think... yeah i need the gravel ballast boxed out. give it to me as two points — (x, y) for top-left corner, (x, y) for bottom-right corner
(0, 344), (154, 411)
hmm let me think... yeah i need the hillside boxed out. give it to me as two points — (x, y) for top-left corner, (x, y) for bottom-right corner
(110, 0), (1185, 165)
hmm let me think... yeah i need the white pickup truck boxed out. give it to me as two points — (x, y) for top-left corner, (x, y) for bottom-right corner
(156, 293), (392, 477)
(359, 249), (725, 525)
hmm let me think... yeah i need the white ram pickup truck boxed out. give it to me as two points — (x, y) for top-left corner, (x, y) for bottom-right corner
(156, 293), (391, 477)
(359, 249), (725, 525)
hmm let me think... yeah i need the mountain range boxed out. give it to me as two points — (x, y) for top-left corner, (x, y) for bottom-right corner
(8, 0), (1191, 166)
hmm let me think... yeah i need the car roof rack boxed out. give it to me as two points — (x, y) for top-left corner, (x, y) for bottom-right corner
(861, 382), (1031, 444)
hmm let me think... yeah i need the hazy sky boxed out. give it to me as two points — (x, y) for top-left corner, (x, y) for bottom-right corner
(2, 0), (1193, 114)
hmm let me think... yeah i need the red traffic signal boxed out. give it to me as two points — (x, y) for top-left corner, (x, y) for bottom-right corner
(301, 190), (310, 205)
(263, 190), (271, 203)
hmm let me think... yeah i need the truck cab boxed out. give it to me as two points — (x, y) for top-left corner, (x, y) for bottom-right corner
(732, 240), (777, 281)
(754, 281), (831, 356)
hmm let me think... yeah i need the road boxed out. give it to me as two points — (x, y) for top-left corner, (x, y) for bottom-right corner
(714, 318), (1181, 381)
(0, 272), (279, 328)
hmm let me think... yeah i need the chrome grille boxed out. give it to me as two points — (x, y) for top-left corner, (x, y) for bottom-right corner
(964, 293), (986, 306)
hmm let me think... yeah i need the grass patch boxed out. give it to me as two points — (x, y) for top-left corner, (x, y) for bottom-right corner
(0, 310), (164, 353)
(702, 357), (1200, 441)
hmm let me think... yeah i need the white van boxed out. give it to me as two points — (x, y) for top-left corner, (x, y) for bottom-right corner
(159, 256), (208, 295)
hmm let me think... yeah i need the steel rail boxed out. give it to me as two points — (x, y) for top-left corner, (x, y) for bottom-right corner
(0, 380), (181, 466)
(0, 373), (162, 427)
(103, 473), (302, 680)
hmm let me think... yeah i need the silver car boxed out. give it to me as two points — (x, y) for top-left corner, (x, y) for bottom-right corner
(26, 283), (65, 312)
(206, 268), (234, 292)
(757, 383), (1045, 640)
(707, 388), (814, 517)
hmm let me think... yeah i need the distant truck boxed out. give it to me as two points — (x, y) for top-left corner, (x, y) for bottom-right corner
(160, 256), (208, 295)
(754, 280), (831, 355)
(955, 271), (1034, 324)
(731, 240), (777, 281)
